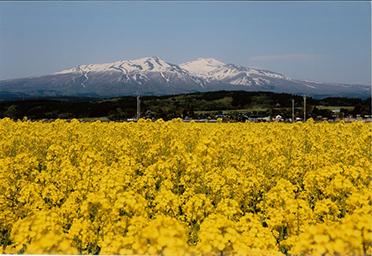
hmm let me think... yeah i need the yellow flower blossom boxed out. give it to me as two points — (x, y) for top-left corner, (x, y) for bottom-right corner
(0, 118), (370, 254)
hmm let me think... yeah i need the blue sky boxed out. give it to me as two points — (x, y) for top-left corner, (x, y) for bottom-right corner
(0, 1), (370, 85)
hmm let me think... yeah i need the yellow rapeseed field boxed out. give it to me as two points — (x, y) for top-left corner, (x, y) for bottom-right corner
(0, 118), (371, 255)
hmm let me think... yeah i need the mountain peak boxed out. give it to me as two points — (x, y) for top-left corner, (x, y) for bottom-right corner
(196, 57), (225, 65)
(129, 56), (171, 71)
(54, 56), (178, 75)
(134, 56), (164, 63)
(180, 58), (225, 76)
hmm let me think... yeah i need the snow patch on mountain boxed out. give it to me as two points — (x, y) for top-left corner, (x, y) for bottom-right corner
(54, 57), (183, 75)
(81, 72), (89, 87)
(180, 58), (225, 77)
(179, 58), (291, 86)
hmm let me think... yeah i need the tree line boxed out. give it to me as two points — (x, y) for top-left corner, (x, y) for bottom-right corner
(0, 91), (370, 121)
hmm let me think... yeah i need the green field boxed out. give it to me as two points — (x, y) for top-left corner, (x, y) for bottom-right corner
(195, 107), (268, 115)
(317, 106), (354, 110)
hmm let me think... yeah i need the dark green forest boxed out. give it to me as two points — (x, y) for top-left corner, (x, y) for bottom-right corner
(0, 91), (370, 121)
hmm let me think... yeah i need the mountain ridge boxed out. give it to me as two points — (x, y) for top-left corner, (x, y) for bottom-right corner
(0, 57), (370, 99)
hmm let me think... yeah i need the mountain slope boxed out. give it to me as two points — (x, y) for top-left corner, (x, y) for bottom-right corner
(180, 58), (290, 82)
(0, 57), (370, 99)
(53, 56), (208, 91)
(181, 58), (370, 97)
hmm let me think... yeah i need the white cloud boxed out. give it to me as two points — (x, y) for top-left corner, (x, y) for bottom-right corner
(249, 54), (331, 61)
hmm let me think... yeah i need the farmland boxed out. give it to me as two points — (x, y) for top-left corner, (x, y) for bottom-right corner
(0, 118), (371, 255)
(0, 91), (370, 121)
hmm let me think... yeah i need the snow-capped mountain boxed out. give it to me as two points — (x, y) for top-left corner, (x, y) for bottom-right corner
(180, 58), (289, 83)
(0, 57), (370, 99)
(181, 58), (370, 97)
(56, 56), (194, 79)
(53, 56), (206, 89)
(180, 58), (225, 77)
(180, 58), (296, 92)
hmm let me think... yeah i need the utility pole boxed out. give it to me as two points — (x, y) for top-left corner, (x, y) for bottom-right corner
(136, 95), (141, 120)
(292, 99), (294, 123)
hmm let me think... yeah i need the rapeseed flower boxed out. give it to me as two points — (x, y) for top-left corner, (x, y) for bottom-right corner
(0, 118), (370, 255)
